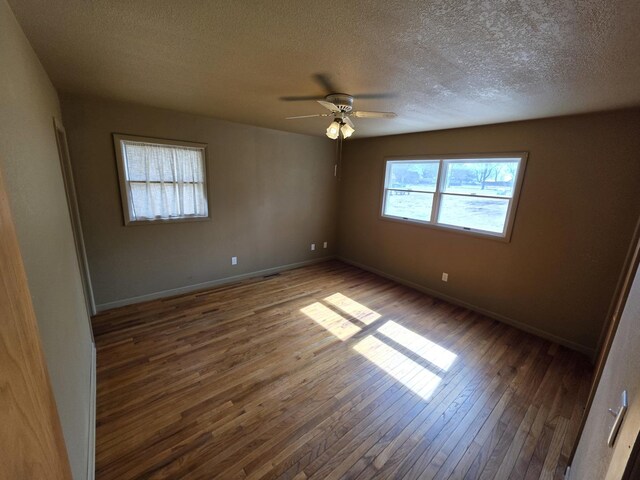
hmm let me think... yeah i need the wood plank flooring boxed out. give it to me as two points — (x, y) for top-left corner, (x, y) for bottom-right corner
(92, 260), (593, 479)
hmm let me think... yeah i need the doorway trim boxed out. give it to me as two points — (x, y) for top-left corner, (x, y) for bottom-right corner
(53, 118), (96, 321)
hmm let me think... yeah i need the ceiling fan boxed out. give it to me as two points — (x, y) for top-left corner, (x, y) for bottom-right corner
(283, 74), (397, 139)
(286, 94), (397, 139)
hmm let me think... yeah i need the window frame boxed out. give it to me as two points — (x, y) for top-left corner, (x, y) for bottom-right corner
(113, 133), (211, 226)
(380, 152), (528, 241)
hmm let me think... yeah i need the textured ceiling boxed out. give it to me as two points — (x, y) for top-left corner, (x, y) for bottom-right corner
(8, 0), (640, 138)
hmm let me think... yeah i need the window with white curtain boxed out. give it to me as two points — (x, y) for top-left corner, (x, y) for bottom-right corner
(113, 134), (209, 225)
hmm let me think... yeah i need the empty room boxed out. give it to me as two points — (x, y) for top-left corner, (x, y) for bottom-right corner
(2, 1), (640, 479)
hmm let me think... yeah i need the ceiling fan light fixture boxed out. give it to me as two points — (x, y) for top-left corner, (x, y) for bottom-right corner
(286, 90), (395, 138)
(340, 122), (355, 139)
(326, 120), (341, 139)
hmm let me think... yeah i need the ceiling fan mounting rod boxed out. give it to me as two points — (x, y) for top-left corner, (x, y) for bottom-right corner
(325, 93), (354, 113)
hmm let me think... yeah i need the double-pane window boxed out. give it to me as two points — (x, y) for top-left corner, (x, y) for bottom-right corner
(382, 154), (527, 239)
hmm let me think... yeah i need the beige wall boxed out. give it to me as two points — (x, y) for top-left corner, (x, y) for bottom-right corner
(0, 2), (94, 478)
(60, 96), (338, 309)
(338, 110), (640, 355)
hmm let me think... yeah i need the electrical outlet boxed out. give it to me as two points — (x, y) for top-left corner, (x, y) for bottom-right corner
(323, 241), (328, 249)
(231, 256), (238, 265)
(311, 243), (316, 251)
(442, 272), (448, 282)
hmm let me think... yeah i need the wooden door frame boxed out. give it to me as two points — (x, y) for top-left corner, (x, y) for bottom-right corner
(0, 162), (73, 478)
(567, 214), (640, 468)
(53, 118), (96, 321)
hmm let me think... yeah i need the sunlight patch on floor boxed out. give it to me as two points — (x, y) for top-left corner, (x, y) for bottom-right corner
(377, 320), (457, 371)
(301, 302), (361, 340)
(323, 292), (382, 325)
(354, 335), (441, 400)
(302, 293), (456, 400)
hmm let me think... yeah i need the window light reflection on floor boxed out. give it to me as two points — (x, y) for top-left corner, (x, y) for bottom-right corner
(353, 335), (441, 400)
(300, 302), (361, 340)
(300, 292), (457, 401)
(376, 320), (457, 371)
(323, 292), (382, 325)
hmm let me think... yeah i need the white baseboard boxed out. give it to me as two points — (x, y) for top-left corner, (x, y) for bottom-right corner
(86, 342), (96, 480)
(95, 256), (335, 312)
(338, 256), (596, 359)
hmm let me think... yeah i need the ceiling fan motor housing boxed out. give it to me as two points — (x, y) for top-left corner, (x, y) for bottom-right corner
(325, 94), (354, 113)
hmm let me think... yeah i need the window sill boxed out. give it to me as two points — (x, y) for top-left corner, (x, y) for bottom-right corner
(379, 214), (512, 243)
(123, 216), (211, 226)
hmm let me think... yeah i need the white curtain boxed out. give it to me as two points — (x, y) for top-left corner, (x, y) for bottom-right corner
(122, 141), (208, 221)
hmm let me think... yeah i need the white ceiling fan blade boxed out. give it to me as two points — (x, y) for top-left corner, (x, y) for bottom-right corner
(353, 111), (397, 118)
(344, 116), (355, 129)
(317, 100), (341, 113)
(285, 114), (324, 119)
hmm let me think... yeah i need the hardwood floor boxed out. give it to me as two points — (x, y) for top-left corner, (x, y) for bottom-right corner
(93, 260), (592, 479)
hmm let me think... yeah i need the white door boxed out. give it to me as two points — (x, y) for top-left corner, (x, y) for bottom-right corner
(570, 261), (640, 479)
